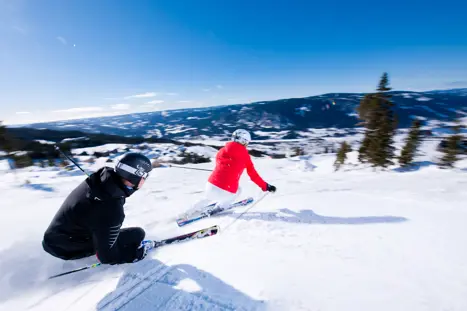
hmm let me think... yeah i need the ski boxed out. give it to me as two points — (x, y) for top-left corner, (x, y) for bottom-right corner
(154, 224), (219, 247)
(176, 197), (254, 227)
(48, 225), (220, 279)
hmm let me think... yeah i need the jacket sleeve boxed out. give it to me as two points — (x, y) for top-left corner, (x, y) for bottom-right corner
(245, 150), (268, 191)
(91, 202), (135, 264)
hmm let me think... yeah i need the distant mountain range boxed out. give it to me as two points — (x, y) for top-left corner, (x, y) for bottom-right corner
(20, 88), (467, 141)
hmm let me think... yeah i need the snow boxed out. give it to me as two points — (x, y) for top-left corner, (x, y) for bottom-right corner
(186, 117), (210, 120)
(11, 151), (28, 156)
(416, 96), (433, 101)
(87, 157), (113, 172)
(251, 138), (304, 143)
(72, 144), (129, 155)
(34, 140), (56, 145)
(143, 128), (163, 139)
(184, 146), (218, 158)
(1, 138), (467, 311)
(61, 137), (89, 143)
(58, 125), (79, 128)
(179, 139), (227, 147)
(0, 160), (11, 171)
(253, 131), (291, 140)
(296, 106), (310, 112)
(285, 155), (317, 171)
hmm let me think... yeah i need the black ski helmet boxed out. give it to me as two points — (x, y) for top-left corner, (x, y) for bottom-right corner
(115, 153), (152, 187)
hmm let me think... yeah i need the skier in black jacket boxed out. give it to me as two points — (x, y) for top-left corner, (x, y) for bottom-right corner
(42, 153), (154, 264)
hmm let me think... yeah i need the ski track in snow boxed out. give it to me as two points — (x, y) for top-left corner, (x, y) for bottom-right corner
(1, 138), (467, 310)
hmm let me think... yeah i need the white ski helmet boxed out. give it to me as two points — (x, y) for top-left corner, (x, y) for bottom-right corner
(231, 129), (251, 145)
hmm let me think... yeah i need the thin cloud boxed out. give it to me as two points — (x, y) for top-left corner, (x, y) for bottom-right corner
(178, 100), (192, 103)
(147, 100), (164, 104)
(124, 92), (157, 99)
(216, 85), (224, 89)
(56, 36), (67, 45)
(141, 100), (164, 108)
(111, 103), (131, 110)
(202, 88), (211, 92)
(15, 111), (30, 114)
(53, 107), (103, 113)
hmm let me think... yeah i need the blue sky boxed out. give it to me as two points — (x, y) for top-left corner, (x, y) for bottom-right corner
(1, 0), (466, 124)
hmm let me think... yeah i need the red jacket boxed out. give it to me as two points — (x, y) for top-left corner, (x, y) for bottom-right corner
(208, 141), (268, 193)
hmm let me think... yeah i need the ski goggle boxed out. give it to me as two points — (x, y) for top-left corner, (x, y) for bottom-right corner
(116, 162), (149, 178)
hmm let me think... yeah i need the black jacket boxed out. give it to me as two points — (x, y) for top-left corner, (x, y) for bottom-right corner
(42, 166), (139, 264)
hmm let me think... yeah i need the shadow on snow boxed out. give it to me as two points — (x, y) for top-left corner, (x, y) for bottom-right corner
(225, 208), (408, 225)
(97, 259), (266, 311)
(392, 161), (436, 173)
(0, 241), (109, 307)
(21, 182), (55, 192)
(0, 241), (264, 311)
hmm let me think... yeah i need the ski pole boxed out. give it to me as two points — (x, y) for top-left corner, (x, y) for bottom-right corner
(163, 163), (212, 172)
(54, 145), (90, 177)
(48, 263), (102, 279)
(223, 192), (269, 231)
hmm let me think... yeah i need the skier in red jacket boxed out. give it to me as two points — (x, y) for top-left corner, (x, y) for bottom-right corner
(182, 129), (276, 217)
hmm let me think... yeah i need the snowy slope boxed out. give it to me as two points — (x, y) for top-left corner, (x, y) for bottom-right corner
(1, 139), (467, 311)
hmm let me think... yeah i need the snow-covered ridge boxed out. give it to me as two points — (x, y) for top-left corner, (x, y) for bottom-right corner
(19, 89), (467, 141)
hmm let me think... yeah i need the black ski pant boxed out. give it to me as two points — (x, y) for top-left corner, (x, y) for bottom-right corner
(42, 227), (145, 261)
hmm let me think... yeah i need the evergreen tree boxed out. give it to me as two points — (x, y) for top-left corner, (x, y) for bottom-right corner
(0, 121), (11, 153)
(367, 105), (396, 167)
(357, 95), (379, 163)
(399, 119), (422, 167)
(378, 72), (391, 92)
(439, 119), (464, 168)
(13, 154), (33, 168)
(292, 147), (305, 156)
(334, 141), (351, 171)
(357, 94), (378, 125)
(0, 121), (5, 136)
(358, 134), (371, 162)
(357, 72), (397, 167)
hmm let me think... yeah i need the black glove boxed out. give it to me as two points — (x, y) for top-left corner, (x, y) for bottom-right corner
(266, 183), (276, 193)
